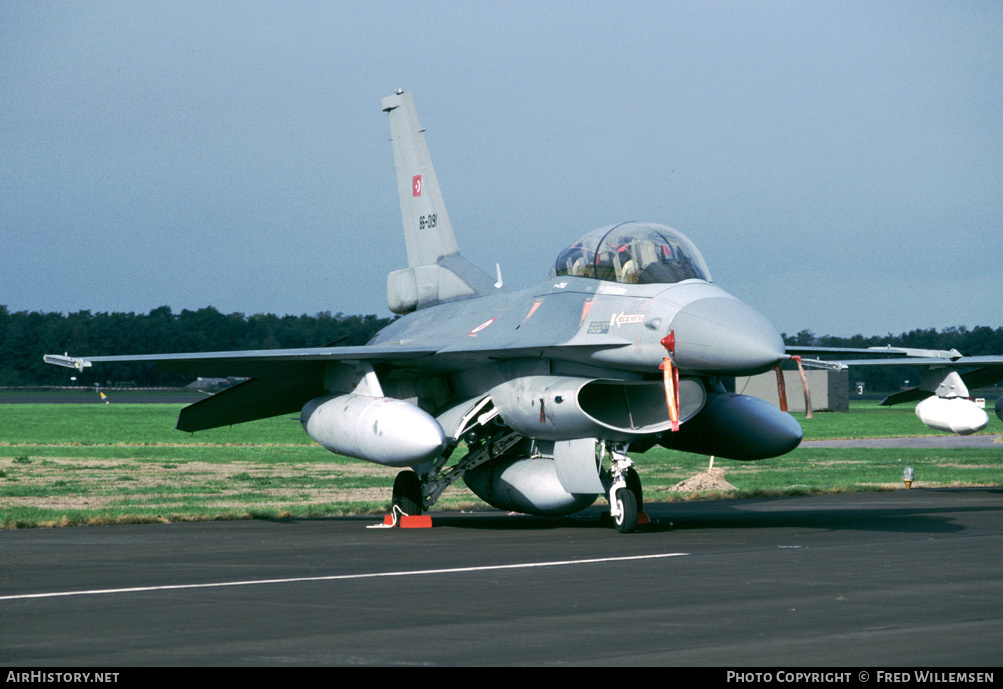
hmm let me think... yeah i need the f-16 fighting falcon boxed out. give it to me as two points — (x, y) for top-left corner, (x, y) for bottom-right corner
(47, 91), (1003, 533)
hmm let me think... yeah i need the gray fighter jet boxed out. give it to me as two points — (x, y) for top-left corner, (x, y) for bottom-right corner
(46, 91), (1003, 532)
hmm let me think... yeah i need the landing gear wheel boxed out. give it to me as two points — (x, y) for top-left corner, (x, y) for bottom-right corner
(625, 466), (643, 512)
(392, 470), (423, 516)
(613, 487), (638, 534)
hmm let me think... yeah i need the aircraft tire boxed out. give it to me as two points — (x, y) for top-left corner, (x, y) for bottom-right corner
(626, 467), (643, 512)
(392, 470), (423, 516)
(613, 487), (638, 534)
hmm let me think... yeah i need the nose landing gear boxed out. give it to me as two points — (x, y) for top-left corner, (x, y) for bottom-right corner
(602, 442), (644, 533)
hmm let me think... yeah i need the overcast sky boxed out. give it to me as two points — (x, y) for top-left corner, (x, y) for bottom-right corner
(3, 1), (1000, 337)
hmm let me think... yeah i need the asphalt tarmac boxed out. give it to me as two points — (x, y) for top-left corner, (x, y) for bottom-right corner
(2, 488), (1000, 666)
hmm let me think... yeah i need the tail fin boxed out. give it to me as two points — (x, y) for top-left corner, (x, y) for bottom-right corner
(382, 90), (458, 268)
(382, 90), (498, 314)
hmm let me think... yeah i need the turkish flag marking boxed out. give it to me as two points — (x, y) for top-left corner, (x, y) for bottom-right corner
(412, 175), (422, 197)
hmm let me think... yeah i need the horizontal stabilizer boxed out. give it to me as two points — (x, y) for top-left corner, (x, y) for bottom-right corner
(879, 388), (928, 406)
(177, 376), (327, 432)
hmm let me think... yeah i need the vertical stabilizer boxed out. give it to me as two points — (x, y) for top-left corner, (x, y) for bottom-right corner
(382, 90), (459, 268)
(382, 90), (498, 314)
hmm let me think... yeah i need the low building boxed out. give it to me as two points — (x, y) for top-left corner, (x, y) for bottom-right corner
(734, 369), (849, 412)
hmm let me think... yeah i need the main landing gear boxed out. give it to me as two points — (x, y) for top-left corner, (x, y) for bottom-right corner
(391, 435), (648, 534)
(392, 470), (423, 516)
(391, 429), (524, 517)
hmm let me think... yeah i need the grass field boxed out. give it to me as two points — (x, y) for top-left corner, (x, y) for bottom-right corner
(1, 401), (1000, 528)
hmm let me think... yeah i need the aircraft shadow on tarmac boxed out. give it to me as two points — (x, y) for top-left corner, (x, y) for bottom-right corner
(268, 488), (1001, 536)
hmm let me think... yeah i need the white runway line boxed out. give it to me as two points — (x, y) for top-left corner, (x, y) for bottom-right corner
(0, 552), (688, 602)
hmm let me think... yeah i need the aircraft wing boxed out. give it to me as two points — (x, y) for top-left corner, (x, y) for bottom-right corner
(44, 344), (439, 378)
(43, 337), (632, 376)
(785, 345), (1003, 409)
(786, 344), (1003, 371)
(44, 344), (442, 432)
(44, 340), (632, 432)
(786, 344), (968, 361)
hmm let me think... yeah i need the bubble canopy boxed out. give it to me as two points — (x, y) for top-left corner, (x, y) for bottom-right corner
(554, 222), (711, 285)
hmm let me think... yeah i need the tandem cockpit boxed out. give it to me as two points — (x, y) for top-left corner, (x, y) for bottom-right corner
(554, 222), (711, 285)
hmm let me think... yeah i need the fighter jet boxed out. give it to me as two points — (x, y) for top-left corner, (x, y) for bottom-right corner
(45, 91), (1003, 532)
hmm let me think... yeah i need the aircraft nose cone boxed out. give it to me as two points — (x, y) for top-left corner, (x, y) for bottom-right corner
(669, 297), (785, 375)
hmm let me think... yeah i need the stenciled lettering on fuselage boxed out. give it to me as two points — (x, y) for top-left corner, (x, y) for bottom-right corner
(587, 312), (645, 335)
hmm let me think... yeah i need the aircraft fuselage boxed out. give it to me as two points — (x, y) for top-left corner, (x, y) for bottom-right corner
(371, 273), (786, 380)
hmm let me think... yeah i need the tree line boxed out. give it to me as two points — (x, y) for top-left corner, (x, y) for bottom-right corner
(1, 305), (1000, 392)
(0, 305), (395, 387)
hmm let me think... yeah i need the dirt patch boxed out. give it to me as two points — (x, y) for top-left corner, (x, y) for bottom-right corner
(670, 467), (737, 492)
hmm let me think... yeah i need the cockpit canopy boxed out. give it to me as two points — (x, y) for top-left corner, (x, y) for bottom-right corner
(554, 222), (711, 285)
